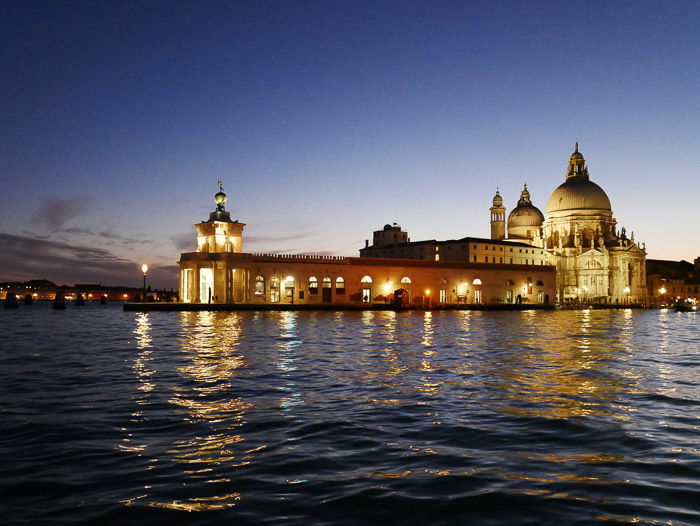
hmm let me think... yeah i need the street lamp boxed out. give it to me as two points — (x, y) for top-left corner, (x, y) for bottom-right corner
(659, 286), (667, 308)
(623, 286), (630, 305)
(142, 264), (148, 302)
(425, 289), (431, 309)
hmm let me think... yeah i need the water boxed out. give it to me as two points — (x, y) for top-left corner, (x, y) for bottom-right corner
(1, 303), (699, 525)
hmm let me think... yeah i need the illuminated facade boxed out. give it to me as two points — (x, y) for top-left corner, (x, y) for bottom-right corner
(178, 186), (556, 306)
(497, 145), (647, 304)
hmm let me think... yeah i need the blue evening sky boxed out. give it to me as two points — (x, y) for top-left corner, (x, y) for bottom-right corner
(1, 0), (698, 287)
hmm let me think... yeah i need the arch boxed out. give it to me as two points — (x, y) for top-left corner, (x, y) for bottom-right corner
(536, 280), (544, 286)
(336, 276), (345, 294)
(400, 276), (412, 284)
(361, 275), (373, 283)
(506, 279), (515, 286)
(322, 277), (332, 287)
(308, 276), (318, 294)
(472, 278), (482, 286)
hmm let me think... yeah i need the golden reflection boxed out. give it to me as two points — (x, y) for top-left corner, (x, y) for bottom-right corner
(421, 311), (434, 347)
(126, 311), (259, 511)
(484, 311), (639, 420)
(134, 313), (152, 350)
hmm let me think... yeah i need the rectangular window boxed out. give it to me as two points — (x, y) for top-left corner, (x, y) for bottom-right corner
(362, 287), (371, 303)
(538, 291), (543, 304)
(439, 289), (446, 303)
(474, 290), (482, 304)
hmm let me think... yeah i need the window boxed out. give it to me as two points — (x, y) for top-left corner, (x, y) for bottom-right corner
(510, 258), (513, 264)
(336, 277), (345, 294)
(362, 287), (371, 303)
(537, 291), (543, 304)
(323, 277), (332, 288)
(439, 289), (446, 304)
(361, 275), (373, 283)
(284, 276), (295, 297)
(401, 276), (412, 284)
(309, 276), (318, 294)
(472, 278), (482, 285)
(474, 289), (482, 304)
(435, 254), (440, 261)
(254, 275), (265, 296)
(536, 280), (544, 286)
(270, 277), (280, 303)
(473, 256), (477, 262)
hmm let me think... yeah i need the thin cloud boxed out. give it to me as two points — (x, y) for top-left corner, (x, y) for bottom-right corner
(31, 194), (94, 230)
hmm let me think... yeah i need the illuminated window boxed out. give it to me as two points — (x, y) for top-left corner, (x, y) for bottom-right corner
(285, 276), (295, 297)
(400, 277), (411, 284)
(254, 275), (265, 296)
(435, 254), (440, 261)
(472, 278), (482, 285)
(322, 277), (332, 288)
(270, 277), (280, 303)
(361, 275), (373, 283)
(309, 276), (318, 294)
(336, 277), (345, 294)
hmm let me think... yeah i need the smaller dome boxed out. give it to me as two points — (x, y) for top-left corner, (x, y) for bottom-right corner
(383, 224), (392, 231)
(507, 184), (544, 240)
(492, 190), (503, 207)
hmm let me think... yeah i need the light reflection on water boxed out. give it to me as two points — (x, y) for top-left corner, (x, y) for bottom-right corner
(0, 306), (699, 524)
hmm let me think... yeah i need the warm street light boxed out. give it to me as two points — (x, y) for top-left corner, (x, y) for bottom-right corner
(623, 286), (630, 305)
(142, 264), (148, 302)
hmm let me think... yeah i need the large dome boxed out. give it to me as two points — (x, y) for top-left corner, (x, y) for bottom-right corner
(546, 145), (612, 215)
(545, 178), (611, 214)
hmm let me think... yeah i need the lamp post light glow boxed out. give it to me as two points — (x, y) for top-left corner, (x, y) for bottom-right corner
(142, 264), (148, 302)
(623, 286), (630, 305)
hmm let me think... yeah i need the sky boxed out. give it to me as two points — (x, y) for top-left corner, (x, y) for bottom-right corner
(1, 0), (699, 288)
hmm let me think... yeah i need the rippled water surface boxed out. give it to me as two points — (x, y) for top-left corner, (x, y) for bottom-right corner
(1, 303), (699, 525)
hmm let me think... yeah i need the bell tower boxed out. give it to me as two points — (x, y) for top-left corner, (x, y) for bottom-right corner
(490, 189), (506, 240)
(194, 180), (245, 253)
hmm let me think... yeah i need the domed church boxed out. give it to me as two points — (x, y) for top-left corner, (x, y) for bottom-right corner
(493, 144), (647, 304)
